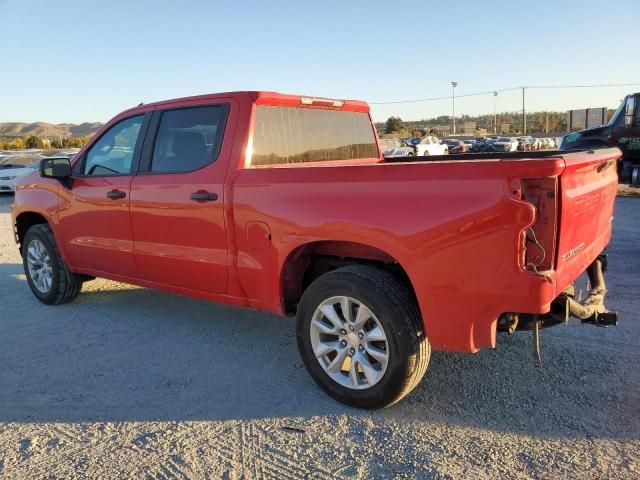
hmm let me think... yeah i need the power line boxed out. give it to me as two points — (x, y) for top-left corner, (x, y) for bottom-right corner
(369, 82), (640, 105)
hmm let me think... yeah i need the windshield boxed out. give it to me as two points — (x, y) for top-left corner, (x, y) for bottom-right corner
(607, 98), (626, 126)
(497, 137), (511, 142)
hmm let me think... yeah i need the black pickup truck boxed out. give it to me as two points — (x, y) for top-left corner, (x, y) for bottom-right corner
(561, 93), (640, 185)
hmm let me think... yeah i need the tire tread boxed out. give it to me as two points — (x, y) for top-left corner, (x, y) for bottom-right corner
(24, 224), (81, 305)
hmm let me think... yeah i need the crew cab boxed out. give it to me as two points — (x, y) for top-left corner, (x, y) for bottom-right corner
(11, 91), (620, 408)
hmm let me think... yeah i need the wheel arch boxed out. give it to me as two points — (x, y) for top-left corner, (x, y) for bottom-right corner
(280, 240), (418, 316)
(15, 211), (50, 252)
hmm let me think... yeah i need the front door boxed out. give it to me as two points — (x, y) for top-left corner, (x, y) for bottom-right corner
(129, 102), (233, 293)
(59, 114), (148, 277)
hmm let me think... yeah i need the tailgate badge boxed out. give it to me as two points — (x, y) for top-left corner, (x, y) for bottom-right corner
(560, 242), (585, 261)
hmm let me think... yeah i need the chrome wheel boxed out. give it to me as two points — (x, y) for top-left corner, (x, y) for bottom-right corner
(26, 239), (53, 294)
(310, 296), (389, 390)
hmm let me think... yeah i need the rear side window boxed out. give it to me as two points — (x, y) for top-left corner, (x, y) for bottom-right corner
(251, 106), (378, 166)
(150, 105), (227, 173)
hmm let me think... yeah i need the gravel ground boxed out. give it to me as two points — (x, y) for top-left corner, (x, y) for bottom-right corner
(0, 192), (638, 479)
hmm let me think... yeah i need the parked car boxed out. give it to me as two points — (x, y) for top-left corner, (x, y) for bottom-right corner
(444, 139), (468, 154)
(414, 136), (448, 156)
(483, 138), (498, 152)
(528, 138), (541, 150)
(471, 139), (487, 152)
(0, 156), (41, 192)
(379, 138), (414, 158)
(11, 91), (620, 409)
(493, 137), (518, 152)
(517, 137), (532, 151)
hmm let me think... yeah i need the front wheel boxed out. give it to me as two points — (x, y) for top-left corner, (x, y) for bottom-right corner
(22, 224), (82, 305)
(296, 265), (430, 408)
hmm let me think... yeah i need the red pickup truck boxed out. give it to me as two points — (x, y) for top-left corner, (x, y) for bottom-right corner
(11, 91), (620, 408)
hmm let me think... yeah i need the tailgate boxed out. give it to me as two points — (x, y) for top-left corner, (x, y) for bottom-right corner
(555, 148), (620, 290)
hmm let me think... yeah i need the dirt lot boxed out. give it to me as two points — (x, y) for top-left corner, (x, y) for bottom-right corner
(0, 193), (638, 479)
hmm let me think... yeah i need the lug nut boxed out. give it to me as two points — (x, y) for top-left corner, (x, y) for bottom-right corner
(340, 340), (347, 347)
(349, 326), (354, 331)
(349, 348), (355, 355)
(358, 332), (363, 339)
(358, 345), (364, 352)
(340, 329), (347, 335)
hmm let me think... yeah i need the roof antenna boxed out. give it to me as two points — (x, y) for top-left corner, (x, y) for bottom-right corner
(138, 102), (144, 106)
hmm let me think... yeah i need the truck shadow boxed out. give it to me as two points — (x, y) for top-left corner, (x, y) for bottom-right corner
(0, 262), (637, 441)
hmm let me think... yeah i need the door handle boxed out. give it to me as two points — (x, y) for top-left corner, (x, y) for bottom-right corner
(106, 190), (126, 199)
(190, 191), (218, 201)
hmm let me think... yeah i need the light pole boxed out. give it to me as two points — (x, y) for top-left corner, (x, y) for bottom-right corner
(493, 91), (498, 134)
(522, 87), (526, 135)
(451, 81), (457, 136)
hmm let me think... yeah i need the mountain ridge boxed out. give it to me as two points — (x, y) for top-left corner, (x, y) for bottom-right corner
(0, 122), (103, 138)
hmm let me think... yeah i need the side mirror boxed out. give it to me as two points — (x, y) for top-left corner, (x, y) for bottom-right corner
(40, 157), (73, 188)
(625, 115), (634, 127)
(625, 96), (636, 127)
(40, 157), (72, 178)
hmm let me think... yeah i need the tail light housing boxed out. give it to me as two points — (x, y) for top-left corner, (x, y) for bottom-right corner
(521, 177), (558, 271)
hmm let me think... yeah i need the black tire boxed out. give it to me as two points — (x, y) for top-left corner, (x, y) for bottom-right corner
(22, 224), (82, 305)
(296, 265), (430, 408)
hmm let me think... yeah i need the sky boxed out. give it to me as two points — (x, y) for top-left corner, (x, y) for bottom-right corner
(1, 0), (639, 124)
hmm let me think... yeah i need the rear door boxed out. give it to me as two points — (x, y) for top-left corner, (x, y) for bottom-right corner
(129, 99), (235, 293)
(59, 113), (149, 277)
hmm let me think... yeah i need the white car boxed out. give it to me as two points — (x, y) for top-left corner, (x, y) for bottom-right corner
(0, 158), (40, 192)
(414, 136), (448, 156)
(492, 137), (519, 152)
(379, 138), (415, 158)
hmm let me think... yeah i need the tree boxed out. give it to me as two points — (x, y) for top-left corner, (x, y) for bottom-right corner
(25, 135), (41, 149)
(385, 116), (404, 134)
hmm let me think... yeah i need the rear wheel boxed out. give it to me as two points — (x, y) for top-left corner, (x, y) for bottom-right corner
(296, 265), (430, 408)
(22, 224), (82, 305)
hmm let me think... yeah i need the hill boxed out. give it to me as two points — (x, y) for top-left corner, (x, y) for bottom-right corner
(0, 121), (103, 138)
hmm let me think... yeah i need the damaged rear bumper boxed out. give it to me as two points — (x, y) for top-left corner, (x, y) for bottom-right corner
(497, 254), (619, 365)
(498, 254), (618, 333)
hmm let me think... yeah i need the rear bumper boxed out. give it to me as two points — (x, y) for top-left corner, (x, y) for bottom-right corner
(498, 253), (618, 333)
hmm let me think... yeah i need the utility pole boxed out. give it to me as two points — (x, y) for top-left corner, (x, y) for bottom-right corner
(522, 87), (526, 135)
(451, 81), (457, 136)
(545, 111), (549, 133)
(493, 91), (498, 135)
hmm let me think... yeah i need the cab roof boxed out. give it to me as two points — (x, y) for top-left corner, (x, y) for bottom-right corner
(121, 91), (370, 115)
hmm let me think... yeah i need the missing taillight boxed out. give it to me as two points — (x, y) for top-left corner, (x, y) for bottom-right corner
(521, 177), (558, 272)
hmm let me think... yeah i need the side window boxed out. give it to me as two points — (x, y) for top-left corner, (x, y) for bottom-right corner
(84, 115), (144, 175)
(150, 105), (227, 173)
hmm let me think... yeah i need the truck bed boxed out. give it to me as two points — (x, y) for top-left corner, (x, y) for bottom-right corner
(384, 149), (593, 163)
